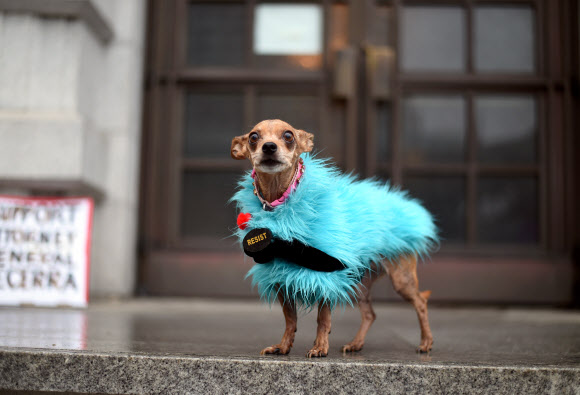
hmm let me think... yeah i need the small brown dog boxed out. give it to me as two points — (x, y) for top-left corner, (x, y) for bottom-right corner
(231, 119), (434, 357)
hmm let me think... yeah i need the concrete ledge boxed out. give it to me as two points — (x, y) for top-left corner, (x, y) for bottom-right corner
(0, 179), (105, 202)
(1, 300), (579, 394)
(1, 348), (578, 394)
(0, 0), (113, 43)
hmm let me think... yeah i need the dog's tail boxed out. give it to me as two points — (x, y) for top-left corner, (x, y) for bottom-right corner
(420, 290), (432, 301)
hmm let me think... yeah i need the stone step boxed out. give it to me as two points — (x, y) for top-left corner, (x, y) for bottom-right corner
(0, 299), (579, 394)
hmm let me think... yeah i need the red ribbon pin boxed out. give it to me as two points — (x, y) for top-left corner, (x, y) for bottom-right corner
(237, 212), (252, 230)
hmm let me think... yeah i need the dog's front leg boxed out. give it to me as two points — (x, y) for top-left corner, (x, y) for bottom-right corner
(306, 302), (331, 358)
(260, 293), (297, 355)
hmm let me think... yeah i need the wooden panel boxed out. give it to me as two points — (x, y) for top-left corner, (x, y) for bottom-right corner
(143, 251), (257, 298)
(143, 250), (573, 304)
(386, 255), (573, 304)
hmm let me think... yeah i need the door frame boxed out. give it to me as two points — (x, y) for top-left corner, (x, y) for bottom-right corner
(139, 0), (577, 303)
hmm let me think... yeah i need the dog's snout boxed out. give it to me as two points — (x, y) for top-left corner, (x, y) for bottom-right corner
(262, 142), (278, 155)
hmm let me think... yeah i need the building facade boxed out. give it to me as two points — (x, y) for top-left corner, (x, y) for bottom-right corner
(0, 0), (145, 297)
(1, 0), (579, 303)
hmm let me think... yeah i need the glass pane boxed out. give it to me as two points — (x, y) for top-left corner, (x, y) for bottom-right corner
(183, 92), (244, 158)
(187, 4), (245, 67)
(377, 102), (391, 163)
(256, 94), (319, 133)
(405, 176), (466, 242)
(181, 172), (240, 240)
(400, 6), (466, 72)
(402, 95), (466, 164)
(369, 5), (392, 47)
(476, 96), (537, 164)
(254, 4), (322, 55)
(477, 177), (538, 243)
(474, 6), (535, 73)
(254, 4), (323, 70)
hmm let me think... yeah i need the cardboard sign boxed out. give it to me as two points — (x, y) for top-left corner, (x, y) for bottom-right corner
(0, 196), (93, 307)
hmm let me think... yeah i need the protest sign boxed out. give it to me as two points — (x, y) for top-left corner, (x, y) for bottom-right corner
(0, 196), (93, 307)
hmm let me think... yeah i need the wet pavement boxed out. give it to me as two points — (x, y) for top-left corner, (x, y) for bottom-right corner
(1, 298), (579, 394)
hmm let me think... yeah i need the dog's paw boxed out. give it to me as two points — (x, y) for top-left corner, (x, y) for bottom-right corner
(306, 347), (328, 358)
(260, 345), (290, 355)
(341, 341), (364, 353)
(416, 338), (433, 354)
(416, 346), (431, 354)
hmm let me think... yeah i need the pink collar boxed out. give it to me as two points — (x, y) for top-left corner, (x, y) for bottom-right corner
(251, 158), (304, 211)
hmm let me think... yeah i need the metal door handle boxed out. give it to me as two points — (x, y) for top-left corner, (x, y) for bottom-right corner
(365, 45), (395, 100)
(333, 46), (356, 99)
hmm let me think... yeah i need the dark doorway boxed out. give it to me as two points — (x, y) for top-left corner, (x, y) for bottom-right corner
(140, 0), (576, 303)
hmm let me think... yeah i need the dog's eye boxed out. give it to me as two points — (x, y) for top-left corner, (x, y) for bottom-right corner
(283, 131), (294, 143)
(249, 133), (259, 145)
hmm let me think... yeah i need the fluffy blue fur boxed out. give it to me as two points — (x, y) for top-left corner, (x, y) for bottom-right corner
(231, 154), (438, 310)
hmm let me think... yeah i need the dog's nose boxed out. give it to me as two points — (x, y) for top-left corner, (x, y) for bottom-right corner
(262, 142), (277, 155)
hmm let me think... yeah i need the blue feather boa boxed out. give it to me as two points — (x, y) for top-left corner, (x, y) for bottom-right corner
(231, 154), (438, 310)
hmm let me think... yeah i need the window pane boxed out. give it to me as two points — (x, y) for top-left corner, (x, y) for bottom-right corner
(402, 95), (466, 164)
(474, 6), (535, 73)
(377, 102), (391, 163)
(183, 92), (244, 158)
(254, 4), (322, 55)
(253, 4), (323, 70)
(181, 172), (240, 241)
(256, 94), (319, 133)
(400, 6), (466, 72)
(477, 177), (538, 243)
(369, 5), (392, 47)
(476, 96), (537, 164)
(405, 177), (466, 242)
(187, 4), (245, 67)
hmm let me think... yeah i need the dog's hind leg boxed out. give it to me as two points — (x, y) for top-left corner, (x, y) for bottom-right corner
(260, 292), (297, 355)
(341, 267), (384, 352)
(387, 254), (433, 353)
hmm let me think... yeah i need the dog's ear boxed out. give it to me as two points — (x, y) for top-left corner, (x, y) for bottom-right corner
(296, 129), (314, 153)
(231, 134), (249, 160)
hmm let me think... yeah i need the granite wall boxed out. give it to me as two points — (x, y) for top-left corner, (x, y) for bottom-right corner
(0, 0), (147, 297)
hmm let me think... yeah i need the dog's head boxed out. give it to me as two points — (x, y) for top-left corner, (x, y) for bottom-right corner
(231, 119), (314, 174)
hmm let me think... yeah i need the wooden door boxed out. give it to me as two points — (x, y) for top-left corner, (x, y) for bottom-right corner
(140, 0), (351, 296)
(140, 0), (576, 303)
